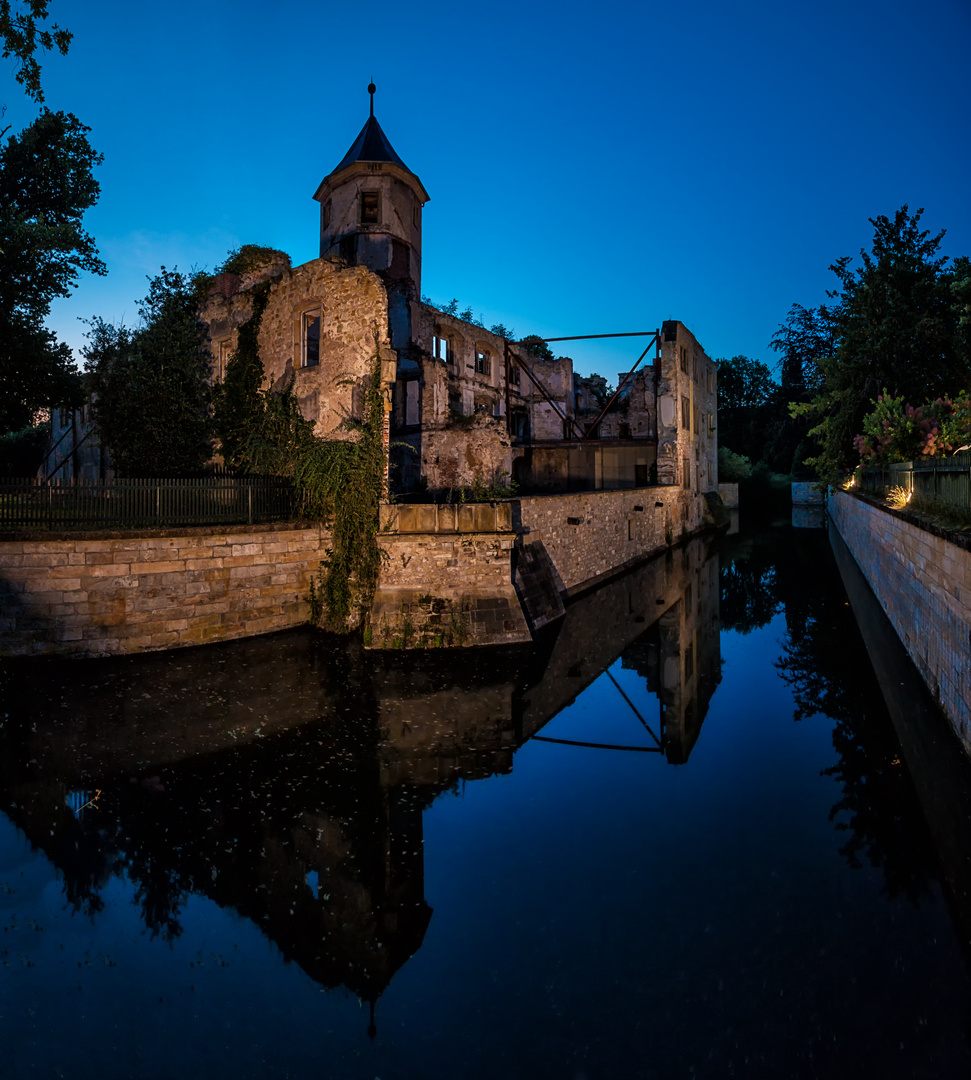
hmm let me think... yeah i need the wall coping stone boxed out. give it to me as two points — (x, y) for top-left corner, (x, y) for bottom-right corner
(0, 519), (325, 544)
(846, 489), (971, 553)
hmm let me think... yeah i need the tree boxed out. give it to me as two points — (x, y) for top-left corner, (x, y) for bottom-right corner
(0, 108), (104, 431)
(793, 207), (969, 480)
(85, 270), (214, 477)
(715, 355), (776, 462)
(1, 1), (71, 106)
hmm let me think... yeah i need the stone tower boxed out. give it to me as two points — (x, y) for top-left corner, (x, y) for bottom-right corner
(312, 84), (429, 304)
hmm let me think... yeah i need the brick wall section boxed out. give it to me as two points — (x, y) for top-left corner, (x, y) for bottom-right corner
(829, 491), (971, 753)
(0, 523), (328, 658)
(517, 488), (706, 594)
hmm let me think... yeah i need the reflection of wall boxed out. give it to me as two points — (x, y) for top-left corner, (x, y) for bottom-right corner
(0, 535), (723, 1014)
(830, 491), (971, 755)
(519, 537), (721, 760)
(651, 546), (722, 764)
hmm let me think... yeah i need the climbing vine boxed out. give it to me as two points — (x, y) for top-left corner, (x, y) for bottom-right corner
(244, 352), (388, 634)
(213, 280), (272, 470)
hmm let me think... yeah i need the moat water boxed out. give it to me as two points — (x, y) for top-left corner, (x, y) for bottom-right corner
(2, 517), (971, 1079)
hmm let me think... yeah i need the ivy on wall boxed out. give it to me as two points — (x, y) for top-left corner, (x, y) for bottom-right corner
(243, 354), (387, 635)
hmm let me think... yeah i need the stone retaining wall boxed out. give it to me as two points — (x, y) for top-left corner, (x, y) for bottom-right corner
(0, 523), (327, 658)
(517, 488), (705, 593)
(829, 491), (971, 754)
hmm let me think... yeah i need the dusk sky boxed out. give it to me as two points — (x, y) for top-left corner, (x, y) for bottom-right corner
(6, 0), (970, 383)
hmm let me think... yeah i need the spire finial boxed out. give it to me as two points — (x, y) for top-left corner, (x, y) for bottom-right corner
(368, 80), (376, 117)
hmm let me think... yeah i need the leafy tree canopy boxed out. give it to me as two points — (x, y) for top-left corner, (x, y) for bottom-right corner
(1, 0), (71, 105)
(0, 108), (103, 431)
(792, 206), (969, 481)
(84, 269), (214, 477)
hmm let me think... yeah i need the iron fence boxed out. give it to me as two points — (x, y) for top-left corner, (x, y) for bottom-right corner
(857, 453), (971, 512)
(0, 476), (298, 531)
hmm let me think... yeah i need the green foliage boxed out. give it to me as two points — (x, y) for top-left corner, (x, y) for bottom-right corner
(0, 108), (103, 432)
(213, 282), (271, 470)
(420, 295), (485, 327)
(715, 355), (777, 464)
(854, 390), (971, 463)
(217, 244), (290, 278)
(0, 418), (49, 475)
(520, 335), (553, 361)
(244, 355), (388, 633)
(490, 322), (515, 339)
(794, 206), (969, 483)
(717, 446), (753, 481)
(1, 1), (72, 103)
(84, 268), (213, 476)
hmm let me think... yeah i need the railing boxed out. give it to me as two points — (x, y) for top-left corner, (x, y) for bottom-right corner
(0, 476), (298, 531)
(857, 453), (971, 512)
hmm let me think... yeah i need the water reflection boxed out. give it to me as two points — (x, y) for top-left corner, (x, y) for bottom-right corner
(0, 537), (722, 1011)
(721, 527), (949, 907)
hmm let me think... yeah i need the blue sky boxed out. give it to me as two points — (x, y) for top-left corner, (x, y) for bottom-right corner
(6, 0), (970, 383)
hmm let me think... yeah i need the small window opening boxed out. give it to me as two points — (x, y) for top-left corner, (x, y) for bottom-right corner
(509, 362), (521, 388)
(322, 200), (331, 228)
(432, 332), (453, 363)
(475, 349), (490, 376)
(303, 312), (321, 367)
(361, 191), (380, 224)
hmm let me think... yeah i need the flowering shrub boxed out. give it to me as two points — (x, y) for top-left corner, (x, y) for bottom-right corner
(854, 391), (971, 463)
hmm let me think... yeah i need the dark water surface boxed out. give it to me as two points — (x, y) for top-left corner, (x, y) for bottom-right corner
(2, 521), (971, 1079)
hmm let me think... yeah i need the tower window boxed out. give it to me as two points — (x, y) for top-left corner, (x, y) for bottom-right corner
(322, 200), (331, 228)
(413, 201), (420, 228)
(302, 311), (321, 367)
(361, 191), (380, 224)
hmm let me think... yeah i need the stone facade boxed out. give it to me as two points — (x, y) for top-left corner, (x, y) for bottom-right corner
(198, 101), (718, 502)
(829, 491), (971, 755)
(0, 523), (327, 657)
(202, 259), (393, 442)
(369, 486), (713, 648)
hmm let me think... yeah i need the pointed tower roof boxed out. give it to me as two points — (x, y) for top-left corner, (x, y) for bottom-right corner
(331, 113), (411, 175)
(313, 83), (428, 202)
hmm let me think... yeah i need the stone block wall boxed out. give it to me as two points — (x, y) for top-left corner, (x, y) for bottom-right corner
(0, 524), (328, 658)
(202, 259), (389, 440)
(829, 491), (971, 753)
(517, 487), (705, 594)
(371, 531), (529, 648)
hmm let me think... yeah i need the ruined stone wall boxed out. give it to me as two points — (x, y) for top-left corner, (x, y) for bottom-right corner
(829, 491), (971, 755)
(371, 528), (528, 649)
(518, 487), (708, 594)
(0, 524), (327, 657)
(656, 322), (717, 491)
(203, 259), (390, 440)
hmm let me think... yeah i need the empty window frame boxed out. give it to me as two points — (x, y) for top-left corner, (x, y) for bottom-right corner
(322, 200), (332, 228)
(216, 338), (233, 381)
(360, 191), (380, 224)
(679, 346), (688, 373)
(509, 361), (521, 388)
(683, 456), (691, 489)
(432, 332), (453, 363)
(475, 349), (491, 376)
(413, 200), (420, 228)
(302, 310), (321, 367)
(681, 396), (690, 430)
